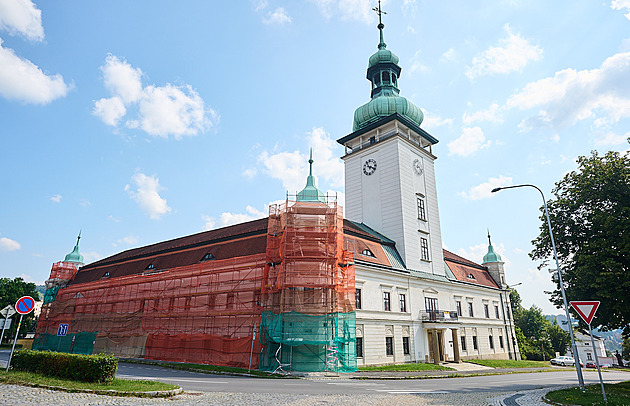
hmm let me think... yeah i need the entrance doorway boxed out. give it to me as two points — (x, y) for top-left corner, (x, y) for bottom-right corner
(427, 330), (444, 363)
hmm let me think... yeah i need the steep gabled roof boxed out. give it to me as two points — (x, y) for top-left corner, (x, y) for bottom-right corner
(443, 249), (499, 289)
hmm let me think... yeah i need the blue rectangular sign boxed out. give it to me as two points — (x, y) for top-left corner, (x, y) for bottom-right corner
(57, 323), (69, 337)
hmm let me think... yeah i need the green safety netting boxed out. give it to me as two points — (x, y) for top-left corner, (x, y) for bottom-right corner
(43, 287), (59, 304)
(32, 331), (97, 355)
(258, 311), (356, 373)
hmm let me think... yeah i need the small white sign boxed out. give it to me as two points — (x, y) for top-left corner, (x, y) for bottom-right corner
(0, 319), (12, 330)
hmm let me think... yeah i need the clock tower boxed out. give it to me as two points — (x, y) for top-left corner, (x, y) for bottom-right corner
(337, 10), (444, 275)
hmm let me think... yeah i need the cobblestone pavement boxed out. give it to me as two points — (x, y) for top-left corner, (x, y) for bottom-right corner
(0, 383), (556, 405)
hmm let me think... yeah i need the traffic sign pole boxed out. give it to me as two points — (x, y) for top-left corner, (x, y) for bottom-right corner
(6, 314), (23, 372)
(6, 296), (36, 372)
(588, 322), (607, 403)
(0, 312), (10, 345)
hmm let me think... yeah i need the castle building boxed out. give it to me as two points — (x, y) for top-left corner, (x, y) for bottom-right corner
(34, 15), (520, 371)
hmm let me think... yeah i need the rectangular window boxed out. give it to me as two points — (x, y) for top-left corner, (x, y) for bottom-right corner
(386, 336), (394, 356)
(356, 337), (364, 358)
(468, 302), (474, 317)
(472, 336), (478, 350)
(484, 304), (490, 318)
(499, 336), (504, 349)
(417, 196), (426, 221)
(489, 335), (494, 349)
(495, 305), (500, 319)
(399, 294), (407, 312)
(425, 297), (438, 321)
(356, 288), (362, 309)
(383, 292), (391, 311)
(587, 352), (592, 361)
(456, 301), (462, 317)
(402, 336), (410, 355)
(420, 237), (430, 261)
(460, 336), (467, 351)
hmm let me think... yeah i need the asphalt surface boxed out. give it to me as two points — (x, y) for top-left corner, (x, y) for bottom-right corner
(2, 349), (629, 396)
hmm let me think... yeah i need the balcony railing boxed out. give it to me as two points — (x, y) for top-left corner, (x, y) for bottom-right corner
(420, 310), (459, 323)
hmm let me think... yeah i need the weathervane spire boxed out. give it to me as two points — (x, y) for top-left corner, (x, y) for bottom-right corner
(372, 0), (387, 50)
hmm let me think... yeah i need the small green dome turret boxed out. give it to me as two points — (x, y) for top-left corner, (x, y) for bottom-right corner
(64, 231), (84, 264)
(482, 230), (503, 264)
(352, 9), (424, 132)
(297, 150), (326, 203)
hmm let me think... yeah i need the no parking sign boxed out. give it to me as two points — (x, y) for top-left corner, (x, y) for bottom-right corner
(15, 296), (35, 315)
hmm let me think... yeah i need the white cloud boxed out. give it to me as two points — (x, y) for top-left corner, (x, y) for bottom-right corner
(93, 96), (126, 126)
(254, 0), (269, 12)
(107, 215), (121, 223)
(125, 172), (172, 220)
(19, 273), (43, 285)
(252, 127), (344, 193)
(0, 0), (44, 41)
(203, 205), (267, 230)
(507, 52), (630, 130)
(595, 131), (629, 146)
(611, 0), (630, 20)
(460, 175), (513, 200)
(0, 38), (70, 104)
(409, 51), (429, 74)
(0, 235), (21, 251)
(447, 127), (491, 157)
(262, 7), (292, 25)
(94, 55), (218, 139)
(466, 24), (542, 79)
(310, 0), (375, 23)
(49, 194), (62, 203)
(100, 55), (142, 104)
(82, 251), (103, 264)
(462, 103), (503, 124)
(242, 168), (258, 178)
(114, 235), (138, 247)
(420, 109), (453, 130)
(440, 48), (457, 63)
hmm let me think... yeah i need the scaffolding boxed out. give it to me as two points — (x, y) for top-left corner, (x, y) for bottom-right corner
(35, 255), (265, 367)
(34, 199), (356, 372)
(259, 198), (356, 373)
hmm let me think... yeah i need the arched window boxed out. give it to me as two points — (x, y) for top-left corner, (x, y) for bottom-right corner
(361, 249), (375, 257)
(382, 71), (391, 84)
(201, 253), (215, 262)
(145, 264), (155, 270)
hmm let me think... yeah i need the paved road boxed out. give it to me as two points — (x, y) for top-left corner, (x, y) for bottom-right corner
(3, 349), (629, 396)
(115, 361), (629, 394)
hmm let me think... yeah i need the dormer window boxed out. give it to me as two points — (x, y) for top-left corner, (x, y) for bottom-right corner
(145, 264), (155, 270)
(201, 253), (215, 262)
(103, 271), (110, 278)
(361, 249), (375, 257)
(467, 273), (476, 280)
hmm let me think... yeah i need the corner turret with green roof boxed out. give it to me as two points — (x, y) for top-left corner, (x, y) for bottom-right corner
(352, 3), (424, 132)
(64, 231), (84, 264)
(296, 149), (326, 203)
(482, 230), (503, 264)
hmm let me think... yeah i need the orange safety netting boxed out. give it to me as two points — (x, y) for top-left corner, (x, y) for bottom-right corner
(36, 254), (265, 367)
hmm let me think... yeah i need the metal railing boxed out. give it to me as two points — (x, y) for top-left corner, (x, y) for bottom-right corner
(420, 310), (459, 322)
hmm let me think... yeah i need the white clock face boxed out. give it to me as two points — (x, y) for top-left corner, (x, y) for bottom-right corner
(413, 158), (424, 175)
(363, 158), (377, 175)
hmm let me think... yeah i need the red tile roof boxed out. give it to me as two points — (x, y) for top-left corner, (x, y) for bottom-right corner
(443, 249), (499, 288)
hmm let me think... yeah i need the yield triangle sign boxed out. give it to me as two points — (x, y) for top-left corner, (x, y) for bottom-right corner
(570, 301), (600, 325)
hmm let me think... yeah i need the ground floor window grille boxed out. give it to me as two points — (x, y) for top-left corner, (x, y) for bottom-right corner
(402, 336), (410, 355)
(472, 336), (478, 350)
(356, 337), (363, 358)
(489, 335), (494, 349)
(499, 336), (504, 349)
(460, 336), (467, 351)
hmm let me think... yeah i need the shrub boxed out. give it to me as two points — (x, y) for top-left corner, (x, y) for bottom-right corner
(10, 350), (117, 383)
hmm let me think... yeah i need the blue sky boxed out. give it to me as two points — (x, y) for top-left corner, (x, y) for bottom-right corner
(1, 0), (629, 314)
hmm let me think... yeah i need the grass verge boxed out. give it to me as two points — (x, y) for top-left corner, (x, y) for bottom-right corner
(123, 359), (295, 378)
(358, 363), (453, 372)
(465, 359), (551, 368)
(545, 380), (630, 405)
(0, 370), (179, 397)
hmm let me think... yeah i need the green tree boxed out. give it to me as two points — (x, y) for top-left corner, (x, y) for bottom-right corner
(530, 147), (630, 333)
(547, 320), (570, 356)
(0, 277), (39, 343)
(623, 337), (630, 360)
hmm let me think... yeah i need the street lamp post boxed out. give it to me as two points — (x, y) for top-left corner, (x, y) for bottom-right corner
(492, 184), (585, 390)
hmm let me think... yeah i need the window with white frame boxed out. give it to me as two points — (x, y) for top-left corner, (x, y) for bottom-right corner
(417, 196), (426, 221)
(383, 291), (391, 311)
(399, 293), (407, 312)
